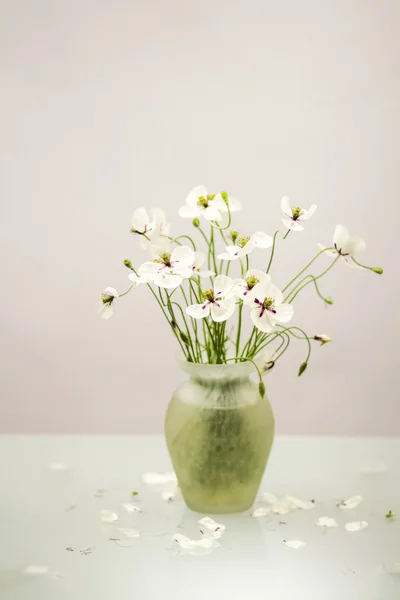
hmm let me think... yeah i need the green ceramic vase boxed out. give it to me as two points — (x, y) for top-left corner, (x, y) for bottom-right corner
(165, 361), (274, 514)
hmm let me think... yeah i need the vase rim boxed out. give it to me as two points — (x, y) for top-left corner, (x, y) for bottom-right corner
(177, 358), (255, 379)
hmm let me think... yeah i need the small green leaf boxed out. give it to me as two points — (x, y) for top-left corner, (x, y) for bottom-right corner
(259, 381), (266, 398)
(298, 362), (308, 377)
(179, 332), (190, 346)
(385, 509), (396, 519)
(131, 491), (138, 496)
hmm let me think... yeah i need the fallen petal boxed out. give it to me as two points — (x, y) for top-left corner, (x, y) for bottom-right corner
(345, 521), (368, 532)
(284, 540), (306, 550)
(142, 472), (177, 485)
(252, 506), (271, 517)
(338, 495), (363, 510)
(121, 503), (142, 513)
(317, 516), (338, 528)
(118, 528), (140, 538)
(23, 565), (50, 575)
(173, 533), (213, 550)
(287, 495), (315, 510)
(161, 491), (176, 502)
(262, 492), (278, 505)
(100, 510), (118, 523)
(198, 517), (226, 538)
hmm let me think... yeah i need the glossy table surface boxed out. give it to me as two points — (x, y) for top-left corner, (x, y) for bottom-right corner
(0, 435), (399, 600)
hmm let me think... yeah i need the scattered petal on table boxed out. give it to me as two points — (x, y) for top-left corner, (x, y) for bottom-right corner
(360, 462), (388, 474)
(23, 565), (50, 575)
(118, 528), (140, 538)
(100, 510), (118, 522)
(338, 495), (363, 510)
(345, 521), (368, 532)
(283, 540), (306, 550)
(173, 533), (214, 555)
(121, 503), (142, 513)
(252, 506), (271, 517)
(198, 517), (226, 538)
(142, 472), (177, 485)
(317, 516), (338, 528)
(161, 490), (176, 502)
(383, 562), (400, 574)
(262, 492), (278, 505)
(49, 462), (69, 471)
(287, 495), (315, 510)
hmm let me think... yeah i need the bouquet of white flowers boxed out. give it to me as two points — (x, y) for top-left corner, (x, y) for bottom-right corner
(99, 185), (382, 389)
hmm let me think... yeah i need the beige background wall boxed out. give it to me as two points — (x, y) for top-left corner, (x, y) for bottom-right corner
(0, 0), (398, 434)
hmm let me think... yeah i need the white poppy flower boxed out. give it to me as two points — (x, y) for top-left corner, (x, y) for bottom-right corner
(338, 495), (363, 510)
(318, 224), (366, 267)
(179, 186), (241, 222)
(98, 287), (119, 320)
(198, 517), (226, 539)
(283, 540), (306, 550)
(281, 196), (317, 231)
(218, 231), (273, 261)
(141, 472), (177, 485)
(345, 521), (368, 532)
(191, 252), (215, 278)
(138, 245), (195, 289)
(249, 279), (294, 333)
(100, 510), (118, 523)
(186, 275), (236, 322)
(255, 349), (275, 376)
(317, 516), (338, 529)
(131, 207), (170, 239)
(233, 270), (271, 302)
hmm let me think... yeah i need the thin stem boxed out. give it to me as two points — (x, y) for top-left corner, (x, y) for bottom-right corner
(210, 225), (218, 274)
(235, 302), (243, 361)
(171, 235), (197, 250)
(118, 283), (135, 298)
(282, 247), (335, 293)
(285, 255), (340, 303)
(266, 229), (290, 274)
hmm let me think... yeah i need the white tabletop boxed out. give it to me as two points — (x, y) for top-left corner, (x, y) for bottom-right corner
(0, 435), (399, 600)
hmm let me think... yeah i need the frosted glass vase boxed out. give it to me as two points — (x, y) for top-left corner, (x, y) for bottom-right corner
(165, 361), (274, 514)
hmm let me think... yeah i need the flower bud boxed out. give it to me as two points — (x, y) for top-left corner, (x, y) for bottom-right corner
(180, 332), (190, 346)
(230, 230), (239, 243)
(324, 297), (333, 305)
(170, 320), (178, 329)
(314, 334), (331, 346)
(258, 381), (266, 399)
(372, 267), (383, 275)
(221, 191), (229, 204)
(192, 218), (200, 228)
(123, 259), (133, 270)
(298, 362), (308, 377)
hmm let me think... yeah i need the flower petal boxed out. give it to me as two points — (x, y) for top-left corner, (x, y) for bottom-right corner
(252, 506), (271, 517)
(283, 218), (304, 231)
(171, 245), (195, 267)
(100, 510), (118, 523)
(251, 307), (276, 333)
(217, 245), (240, 261)
(317, 516), (338, 528)
(186, 303), (210, 319)
(203, 205), (222, 221)
(250, 231), (273, 249)
(338, 495), (363, 510)
(284, 540), (306, 550)
(275, 302), (294, 324)
(186, 185), (208, 208)
(121, 503), (142, 513)
(193, 252), (205, 269)
(344, 235), (366, 257)
(301, 204), (317, 220)
(198, 269), (215, 278)
(154, 272), (183, 289)
(262, 492), (278, 505)
(173, 266), (193, 279)
(345, 521), (368, 532)
(287, 495), (315, 510)
(178, 205), (200, 218)
(173, 533), (213, 550)
(214, 274), (235, 298)
(162, 490), (176, 502)
(333, 224), (350, 249)
(118, 527), (140, 538)
(98, 303), (114, 320)
(142, 472), (177, 485)
(198, 517), (226, 538)
(280, 196), (292, 216)
(318, 243), (338, 257)
(132, 207), (150, 232)
(210, 298), (236, 322)
(140, 235), (171, 256)
(138, 262), (161, 282)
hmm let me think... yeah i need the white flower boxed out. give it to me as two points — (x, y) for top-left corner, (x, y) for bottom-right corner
(338, 495), (363, 510)
(131, 207), (170, 239)
(218, 231), (273, 261)
(255, 348), (275, 376)
(345, 521), (368, 532)
(318, 224), (366, 267)
(281, 196), (317, 231)
(283, 540), (306, 550)
(179, 186), (241, 222)
(233, 269), (271, 302)
(186, 275), (236, 322)
(317, 516), (338, 529)
(137, 245), (195, 289)
(191, 252), (215, 278)
(98, 287), (119, 320)
(249, 279), (294, 333)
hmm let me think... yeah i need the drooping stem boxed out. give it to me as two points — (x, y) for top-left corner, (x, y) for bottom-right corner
(266, 229), (290, 274)
(282, 247), (335, 293)
(285, 255), (340, 303)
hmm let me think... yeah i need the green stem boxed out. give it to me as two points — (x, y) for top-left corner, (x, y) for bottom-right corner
(171, 235), (197, 250)
(282, 247), (335, 293)
(285, 255), (340, 303)
(266, 229), (290, 274)
(235, 302), (243, 361)
(118, 283), (135, 298)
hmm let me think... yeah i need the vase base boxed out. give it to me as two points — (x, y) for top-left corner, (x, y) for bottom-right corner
(183, 497), (255, 515)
